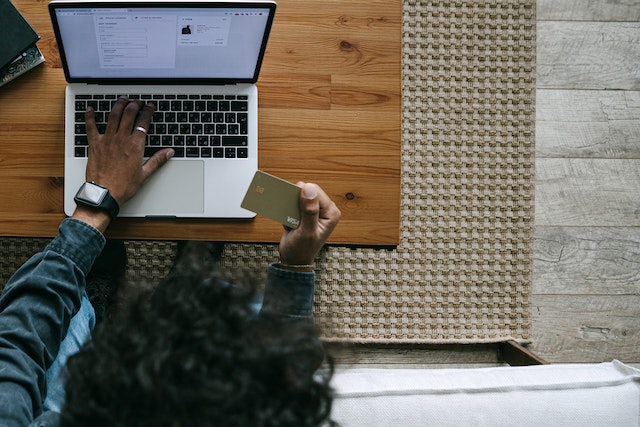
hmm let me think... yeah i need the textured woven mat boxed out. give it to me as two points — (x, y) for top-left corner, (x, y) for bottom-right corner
(0, 0), (535, 344)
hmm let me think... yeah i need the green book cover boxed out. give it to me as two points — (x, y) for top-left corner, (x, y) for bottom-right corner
(0, 0), (40, 69)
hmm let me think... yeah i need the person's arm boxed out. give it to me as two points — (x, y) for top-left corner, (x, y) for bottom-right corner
(0, 97), (172, 425)
(261, 264), (316, 318)
(260, 182), (341, 318)
(0, 219), (104, 425)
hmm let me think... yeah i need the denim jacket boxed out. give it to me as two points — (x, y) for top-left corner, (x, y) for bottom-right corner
(0, 218), (315, 426)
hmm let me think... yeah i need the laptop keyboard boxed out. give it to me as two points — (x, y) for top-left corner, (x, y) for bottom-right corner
(73, 94), (249, 159)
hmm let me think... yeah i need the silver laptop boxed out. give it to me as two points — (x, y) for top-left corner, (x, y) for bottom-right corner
(49, 0), (276, 218)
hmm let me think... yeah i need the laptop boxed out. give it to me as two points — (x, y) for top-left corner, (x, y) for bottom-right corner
(49, 0), (276, 218)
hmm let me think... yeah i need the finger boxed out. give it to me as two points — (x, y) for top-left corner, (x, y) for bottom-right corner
(318, 192), (341, 223)
(311, 185), (341, 234)
(141, 148), (174, 182)
(104, 96), (128, 136)
(118, 99), (143, 134)
(133, 102), (155, 138)
(84, 106), (99, 141)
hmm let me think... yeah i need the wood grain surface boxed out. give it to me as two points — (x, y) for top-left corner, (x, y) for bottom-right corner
(533, 2), (640, 364)
(0, 0), (402, 245)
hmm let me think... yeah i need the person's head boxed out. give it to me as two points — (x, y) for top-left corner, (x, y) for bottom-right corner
(60, 253), (334, 426)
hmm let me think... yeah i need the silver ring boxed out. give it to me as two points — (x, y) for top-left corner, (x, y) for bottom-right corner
(134, 126), (148, 135)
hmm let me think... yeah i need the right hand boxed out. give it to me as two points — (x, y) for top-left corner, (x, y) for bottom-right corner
(278, 183), (341, 270)
(84, 96), (174, 207)
(73, 97), (173, 233)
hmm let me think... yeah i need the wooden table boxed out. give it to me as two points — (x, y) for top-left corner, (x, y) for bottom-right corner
(0, 0), (401, 245)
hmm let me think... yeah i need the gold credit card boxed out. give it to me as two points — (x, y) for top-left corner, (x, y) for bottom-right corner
(241, 170), (301, 228)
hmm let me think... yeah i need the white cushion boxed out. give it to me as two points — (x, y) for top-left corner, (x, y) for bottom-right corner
(330, 361), (640, 427)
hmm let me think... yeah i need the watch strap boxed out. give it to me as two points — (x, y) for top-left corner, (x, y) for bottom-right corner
(99, 191), (120, 219)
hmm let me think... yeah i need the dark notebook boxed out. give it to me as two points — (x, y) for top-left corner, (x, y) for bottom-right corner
(0, 0), (39, 69)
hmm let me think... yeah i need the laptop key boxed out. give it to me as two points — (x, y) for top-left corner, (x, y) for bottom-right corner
(238, 113), (248, 134)
(231, 101), (248, 111)
(222, 136), (248, 146)
(155, 123), (167, 134)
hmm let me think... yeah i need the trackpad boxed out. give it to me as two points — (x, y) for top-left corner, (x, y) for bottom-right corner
(120, 160), (205, 216)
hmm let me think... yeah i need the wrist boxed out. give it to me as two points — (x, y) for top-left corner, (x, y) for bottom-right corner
(71, 205), (111, 234)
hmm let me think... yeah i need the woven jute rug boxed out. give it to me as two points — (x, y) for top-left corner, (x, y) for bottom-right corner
(0, 0), (535, 344)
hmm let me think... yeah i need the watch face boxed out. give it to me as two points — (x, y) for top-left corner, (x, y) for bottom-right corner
(77, 182), (108, 205)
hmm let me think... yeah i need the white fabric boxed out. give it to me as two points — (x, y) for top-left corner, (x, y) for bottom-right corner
(330, 361), (640, 427)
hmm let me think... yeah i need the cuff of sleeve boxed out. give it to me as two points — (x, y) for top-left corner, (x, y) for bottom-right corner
(47, 218), (106, 275)
(261, 263), (316, 318)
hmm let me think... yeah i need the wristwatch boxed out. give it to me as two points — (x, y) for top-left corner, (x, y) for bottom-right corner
(74, 182), (120, 219)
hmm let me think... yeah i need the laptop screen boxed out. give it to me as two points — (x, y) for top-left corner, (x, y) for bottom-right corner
(49, 1), (276, 83)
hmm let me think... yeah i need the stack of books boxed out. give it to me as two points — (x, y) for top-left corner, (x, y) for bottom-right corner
(0, 0), (44, 87)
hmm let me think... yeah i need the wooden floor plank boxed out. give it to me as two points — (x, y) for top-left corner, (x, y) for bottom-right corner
(535, 158), (640, 227)
(537, 0), (640, 22)
(529, 294), (640, 363)
(326, 343), (501, 368)
(534, 226), (640, 295)
(537, 22), (640, 90)
(536, 89), (640, 159)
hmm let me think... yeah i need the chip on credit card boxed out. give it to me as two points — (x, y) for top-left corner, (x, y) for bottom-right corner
(241, 170), (302, 228)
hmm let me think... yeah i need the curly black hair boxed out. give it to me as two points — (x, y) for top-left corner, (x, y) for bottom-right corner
(60, 250), (335, 427)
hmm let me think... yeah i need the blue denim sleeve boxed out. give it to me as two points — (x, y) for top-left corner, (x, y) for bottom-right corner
(0, 218), (105, 426)
(260, 263), (316, 318)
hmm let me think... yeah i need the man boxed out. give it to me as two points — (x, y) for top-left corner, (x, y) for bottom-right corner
(0, 97), (341, 426)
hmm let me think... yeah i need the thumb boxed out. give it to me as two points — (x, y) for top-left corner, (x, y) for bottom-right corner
(142, 148), (174, 181)
(299, 183), (320, 231)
